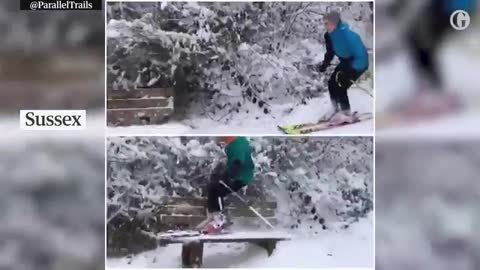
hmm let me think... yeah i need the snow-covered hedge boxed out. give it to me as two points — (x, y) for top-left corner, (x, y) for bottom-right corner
(0, 136), (104, 270)
(376, 142), (480, 270)
(106, 2), (373, 121)
(0, 0), (103, 51)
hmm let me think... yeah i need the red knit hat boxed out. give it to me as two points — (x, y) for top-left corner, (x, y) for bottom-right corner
(224, 136), (237, 145)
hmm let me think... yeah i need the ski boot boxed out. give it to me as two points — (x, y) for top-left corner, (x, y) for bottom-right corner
(201, 212), (226, 235)
(319, 99), (340, 122)
(329, 109), (358, 125)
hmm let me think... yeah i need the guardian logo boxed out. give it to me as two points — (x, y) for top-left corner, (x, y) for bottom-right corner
(20, 110), (87, 130)
(450, 10), (471, 31)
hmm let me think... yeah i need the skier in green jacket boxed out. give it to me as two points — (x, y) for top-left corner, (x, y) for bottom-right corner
(197, 136), (255, 234)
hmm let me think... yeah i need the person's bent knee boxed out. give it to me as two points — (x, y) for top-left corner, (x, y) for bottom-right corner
(328, 75), (338, 92)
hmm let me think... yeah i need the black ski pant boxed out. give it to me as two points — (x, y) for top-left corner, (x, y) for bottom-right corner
(207, 172), (245, 213)
(406, 1), (451, 90)
(328, 61), (365, 111)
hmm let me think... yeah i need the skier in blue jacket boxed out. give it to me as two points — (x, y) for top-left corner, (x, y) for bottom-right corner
(317, 11), (369, 124)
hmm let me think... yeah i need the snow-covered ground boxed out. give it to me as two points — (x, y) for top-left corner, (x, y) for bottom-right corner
(108, 214), (373, 268)
(107, 86), (373, 136)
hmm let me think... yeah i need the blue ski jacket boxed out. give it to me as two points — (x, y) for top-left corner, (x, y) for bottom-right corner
(322, 21), (369, 72)
(442, 0), (475, 14)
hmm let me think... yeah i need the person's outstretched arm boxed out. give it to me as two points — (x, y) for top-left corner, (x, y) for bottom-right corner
(318, 33), (335, 72)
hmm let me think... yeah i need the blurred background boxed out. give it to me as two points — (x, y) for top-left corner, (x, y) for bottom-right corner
(376, 1), (480, 270)
(0, 135), (105, 270)
(0, 1), (105, 270)
(0, 1), (104, 114)
(376, 0), (480, 136)
(376, 140), (480, 270)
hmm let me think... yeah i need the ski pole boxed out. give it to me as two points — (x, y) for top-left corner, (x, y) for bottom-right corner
(334, 70), (373, 98)
(219, 180), (275, 229)
(351, 80), (374, 98)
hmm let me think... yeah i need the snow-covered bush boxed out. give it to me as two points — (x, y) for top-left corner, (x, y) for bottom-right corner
(0, 0), (103, 51)
(376, 142), (480, 270)
(0, 137), (104, 270)
(106, 2), (373, 121)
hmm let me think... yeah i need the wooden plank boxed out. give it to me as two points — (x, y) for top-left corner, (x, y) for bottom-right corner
(108, 107), (172, 111)
(227, 196), (278, 209)
(107, 108), (173, 126)
(160, 231), (291, 244)
(107, 98), (170, 109)
(182, 242), (203, 268)
(228, 207), (275, 218)
(157, 206), (206, 217)
(161, 197), (277, 209)
(159, 215), (277, 227)
(160, 215), (205, 227)
(157, 206), (275, 218)
(107, 87), (173, 99)
(160, 197), (207, 207)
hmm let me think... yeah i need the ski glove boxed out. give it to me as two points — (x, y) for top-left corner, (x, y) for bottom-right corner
(335, 69), (356, 88)
(317, 62), (327, 73)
